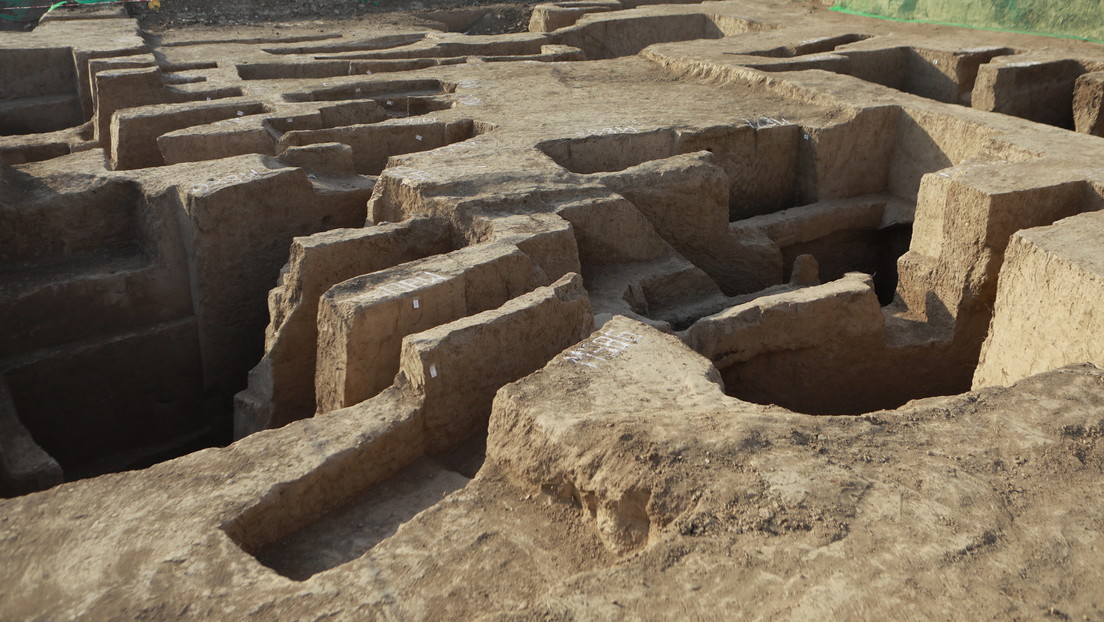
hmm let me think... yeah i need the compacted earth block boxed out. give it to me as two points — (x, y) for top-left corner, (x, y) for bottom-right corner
(3, 0), (1104, 619)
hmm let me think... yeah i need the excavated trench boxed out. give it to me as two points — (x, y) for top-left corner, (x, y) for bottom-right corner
(4, 7), (1104, 609)
(8, 3), (1104, 618)
(538, 123), (913, 306)
(244, 436), (487, 580)
(219, 101), (1041, 579)
(0, 47), (85, 135)
(737, 35), (1104, 133)
(0, 42), (1062, 481)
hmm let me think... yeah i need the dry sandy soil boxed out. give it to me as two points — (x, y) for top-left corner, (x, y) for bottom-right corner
(2, 0), (1104, 619)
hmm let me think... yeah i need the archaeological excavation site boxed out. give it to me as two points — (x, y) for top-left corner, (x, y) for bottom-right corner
(2, 0), (1104, 617)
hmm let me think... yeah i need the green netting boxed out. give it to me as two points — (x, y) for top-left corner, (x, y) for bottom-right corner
(830, 0), (1104, 44)
(0, 0), (118, 29)
(0, 0), (47, 25)
(45, 0), (119, 13)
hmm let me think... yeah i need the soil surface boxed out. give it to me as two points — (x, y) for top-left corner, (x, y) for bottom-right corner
(4, 0), (1104, 619)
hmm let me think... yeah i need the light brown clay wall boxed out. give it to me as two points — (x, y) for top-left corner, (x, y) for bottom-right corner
(314, 243), (549, 413)
(1073, 71), (1104, 136)
(110, 99), (266, 169)
(972, 57), (1087, 128)
(174, 162), (372, 396)
(896, 162), (1086, 329)
(228, 274), (591, 558)
(973, 211), (1104, 388)
(401, 273), (593, 451)
(281, 118), (475, 174)
(234, 219), (453, 437)
(0, 47), (82, 134)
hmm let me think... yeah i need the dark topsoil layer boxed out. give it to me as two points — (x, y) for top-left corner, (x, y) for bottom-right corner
(135, 0), (545, 33)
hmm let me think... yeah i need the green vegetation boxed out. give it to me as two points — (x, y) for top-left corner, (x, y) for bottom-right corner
(831, 0), (1104, 43)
